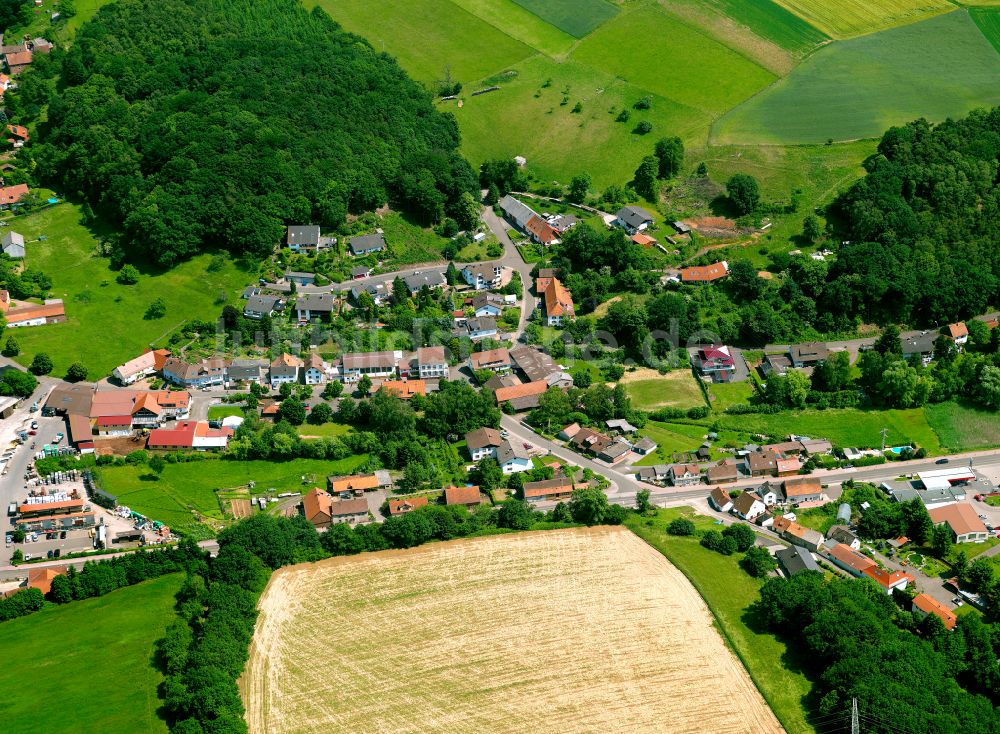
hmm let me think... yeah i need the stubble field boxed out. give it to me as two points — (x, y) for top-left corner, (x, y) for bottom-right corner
(241, 526), (784, 734)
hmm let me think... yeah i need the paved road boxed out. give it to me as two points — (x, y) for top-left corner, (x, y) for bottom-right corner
(481, 204), (535, 335)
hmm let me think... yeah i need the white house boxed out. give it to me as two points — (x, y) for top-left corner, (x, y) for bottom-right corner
(465, 427), (503, 461)
(463, 317), (498, 341)
(340, 351), (399, 382)
(497, 440), (532, 474)
(709, 487), (733, 513)
(614, 205), (654, 234)
(416, 346), (448, 379)
(304, 354), (327, 386)
(462, 263), (506, 290)
(270, 353), (302, 389)
(669, 464), (701, 487)
(756, 481), (781, 506)
(732, 492), (767, 521)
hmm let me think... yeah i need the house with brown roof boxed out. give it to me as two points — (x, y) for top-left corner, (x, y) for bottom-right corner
(789, 343), (829, 369)
(928, 503), (989, 543)
(708, 486), (733, 512)
(523, 478), (574, 503)
(775, 457), (801, 477)
(861, 566), (914, 595)
(377, 379), (426, 400)
(669, 463), (701, 487)
(327, 472), (390, 495)
(826, 525), (861, 550)
(747, 449), (780, 477)
(465, 428), (504, 461)
(732, 492), (766, 521)
(416, 346), (448, 379)
(269, 353), (302, 389)
(444, 485), (482, 509)
(680, 261), (729, 283)
(162, 357), (227, 389)
(112, 348), (172, 385)
(826, 542), (876, 577)
(388, 496), (429, 515)
(470, 347), (512, 373)
(944, 322), (968, 347)
(912, 593), (957, 630)
(783, 522), (823, 552)
(540, 277), (574, 326)
(782, 478), (823, 504)
(302, 489), (369, 527)
(4, 49), (32, 74)
(525, 215), (560, 246)
(27, 566), (67, 596)
(6, 124), (27, 147)
(707, 460), (739, 485)
(340, 351), (399, 382)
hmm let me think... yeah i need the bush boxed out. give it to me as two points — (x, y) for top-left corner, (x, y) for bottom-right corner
(667, 517), (695, 536)
(741, 546), (777, 577)
(29, 353), (53, 376)
(722, 522), (756, 552)
(65, 362), (89, 382)
(116, 264), (140, 285)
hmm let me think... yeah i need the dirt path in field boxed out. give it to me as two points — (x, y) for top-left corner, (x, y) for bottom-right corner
(241, 527), (784, 734)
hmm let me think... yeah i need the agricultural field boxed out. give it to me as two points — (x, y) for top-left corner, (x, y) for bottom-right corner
(510, 0), (618, 38)
(626, 509), (813, 734)
(5, 203), (250, 378)
(970, 7), (1000, 52)
(312, 0), (534, 84)
(97, 456), (368, 538)
(572, 6), (776, 115)
(449, 0), (577, 57)
(621, 367), (707, 410)
(770, 0), (953, 38)
(713, 10), (1000, 145)
(674, 0), (829, 57)
(923, 401), (1000, 452)
(0, 574), (181, 734)
(241, 526), (783, 734)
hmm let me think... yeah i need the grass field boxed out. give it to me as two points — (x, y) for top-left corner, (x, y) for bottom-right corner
(6, 203), (250, 378)
(296, 422), (353, 439)
(207, 405), (245, 420)
(707, 379), (756, 410)
(449, 0), (577, 57)
(634, 420), (709, 465)
(924, 401), (1000, 452)
(98, 456), (368, 538)
(510, 0), (618, 38)
(312, 0), (534, 83)
(0, 574), (181, 734)
(572, 6), (776, 115)
(626, 509), (813, 734)
(713, 10), (1000, 145)
(621, 367), (706, 410)
(970, 7), (1000, 52)
(770, 0), (953, 37)
(242, 526), (783, 734)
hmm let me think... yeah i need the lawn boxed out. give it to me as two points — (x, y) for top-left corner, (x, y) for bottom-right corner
(707, 379), (755, 411)
(450, 54), (707, 188)
(449, 0), (577, 57)
(770, 0), (953, 38)
(713, 11), (1000, 144)
(6, 203), (251, 378)
(626, 509), (814, 734)
(633, 420), (709, 465)
(510, 0), (619, 38)
(572, 5), (776, 115)
(926, 401), (1000, 451)
(311, 0), (534, 84)
(207, 405), (245, 420)
(376, 211), (454, 267)
(296, 422), (353, 439)
(971, 8), (1000, 52)
(621, 367), (706, 410)
(97, 455), (368, 538)
(0, 574), (182, 734)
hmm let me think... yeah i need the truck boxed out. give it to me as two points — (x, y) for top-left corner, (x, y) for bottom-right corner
(7, 501), (16, 516)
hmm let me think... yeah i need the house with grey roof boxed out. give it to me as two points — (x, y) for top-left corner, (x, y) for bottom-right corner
(243, 294), (285, 320)
(226, 359), (266, 385)
(614, 206), (654, 234)
(295, 293), (335, 322)
(499, 194), (537, 231)
(285, 271), (316, 286)
(775, 545), (819, 577)
(351, 265), (373, 280)
(286, 225), (334, 253)
(349, 232), (386, 257)
(462, 317), (498, 340)
(2, 230), (24, 258)
(403, 270), (446, 294)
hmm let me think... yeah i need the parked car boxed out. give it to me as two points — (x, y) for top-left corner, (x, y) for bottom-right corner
(29, 421), (37, 430)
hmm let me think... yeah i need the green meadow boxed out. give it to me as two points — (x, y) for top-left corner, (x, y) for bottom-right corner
(0, 574), (182, 734)
(713, 10), (1000, 144)
(510, 0), (618, 38)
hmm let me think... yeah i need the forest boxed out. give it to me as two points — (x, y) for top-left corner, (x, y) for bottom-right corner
(31, 0), (476, 266)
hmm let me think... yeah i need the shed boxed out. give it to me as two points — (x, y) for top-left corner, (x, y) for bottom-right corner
(836, 503), (852, 524)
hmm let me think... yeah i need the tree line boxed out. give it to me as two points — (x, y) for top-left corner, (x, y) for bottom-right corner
(28, 0), (477, 267)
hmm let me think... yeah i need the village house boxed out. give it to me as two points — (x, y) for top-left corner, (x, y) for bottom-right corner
(523, 478), (574, 504)
(524, 215), (560, 246)
(403, 270), (446, 295)
(494, 380), (548, 411)
(471, 292), (506, 318)
(783, 522), (824, 552)
(95, 415), (132, 437)
(539, 277), (574, 326)
(901, 331), (937, 366)
(826, 525), (861, 550)
(269, 353), (302, 389)
(636, 465), (670, 483)
(709, 486), (733, 512)
(761, 353), (792, 377)
(303, 489), (368, 528)
(4, 47), (32, 75)
(416, 346), (448, 379)
(497, 440), (532, 474)
(3, 298), (65, 328)
(286, 225), (334, 253)
(1, 230), (24, 258)
(295, 293), (335, 322)
(509, 345), (561, 383)
(378, 379), (426, 399)
(226, 359), (266, 386)
(443, 485), (482, 510)
(631, 233), (657, 248)
(111, 348), (171, 385)
(243, 294), (285, 320)
(911, 593), (957, 630)
(350, 282), (387, 306)
(465, 427), (504, 461)
(327, 472), (391, 496)
(461, 316), (498, 340)
(928, 503), (989, 543)
(351, 265), (373, 280)
(162, 357), (227, 389)
(775, 545), (819, 577)
(747, 449), (780, 477)
(944, 322), (968, 347)
(782, 477), (823, 504)
(470, 347), (512, 374)
(632, 436), (657, 456)
(706, 460), (739, 485)
(548, 213), (578, 233)
(340, 351), (399, 382)
(614, 205), (654, 234)
(732, 492), (767, 521)
(825, 542), (875, 577)
(789, 343), (829, 369)
(680, 261), (729, 284)
(756, 481), (782, 506)
(5, 123), (26, 147)
(349, 232), (386, 257)
(669, 463), (701, 487)
(692, 345), (736, 382)
(304, 354), (327, 385)
(285, 271), (315, 286)
(461, 262), (508, 290)
(147, 420), (232, 451)
(388, 496), (428, 515)
(0, 183), (28, 209)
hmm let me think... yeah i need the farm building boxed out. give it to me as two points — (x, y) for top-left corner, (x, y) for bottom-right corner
(928, 503), (989, 543)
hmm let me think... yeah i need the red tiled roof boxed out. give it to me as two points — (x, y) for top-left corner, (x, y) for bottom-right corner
(912, 593), (957, 630)
(388, 496), (428, 515)
(0, 183), (28, 203)
(681, 262), (729, 283)
(525, 215), (559, 244)
(494, 380), (548, 403)
(444, 485), (481, 506)
(542, 277), (574, 318)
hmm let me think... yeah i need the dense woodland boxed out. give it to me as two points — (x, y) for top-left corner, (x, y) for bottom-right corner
(31, 0), (476, 266)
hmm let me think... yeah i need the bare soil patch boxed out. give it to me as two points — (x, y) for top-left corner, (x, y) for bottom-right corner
(241, 526), (783, 734)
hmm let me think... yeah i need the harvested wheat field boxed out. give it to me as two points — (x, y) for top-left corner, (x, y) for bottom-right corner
(241, 526), (783, 734)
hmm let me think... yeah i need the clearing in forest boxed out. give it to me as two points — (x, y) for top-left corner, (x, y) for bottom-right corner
(241, 526), (784, 734)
